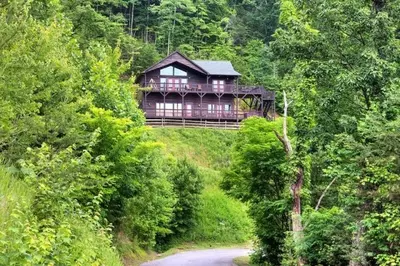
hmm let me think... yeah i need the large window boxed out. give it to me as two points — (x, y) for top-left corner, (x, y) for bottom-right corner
(160, 66), (187, 76)
(156, 103), (182, 117)
(160, 78), (188, 91)
(213, 80), (225, 92)
(160, 66), (173, 76)
(208, 104), (223, 117)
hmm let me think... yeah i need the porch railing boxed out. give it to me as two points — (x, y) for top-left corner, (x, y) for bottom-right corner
(146, 118), (240, 130)
(141, 82), (274, 98)
(142, 107), (263, 120)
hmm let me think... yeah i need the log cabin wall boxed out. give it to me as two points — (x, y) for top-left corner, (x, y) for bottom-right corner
(139, 63), (237, 86)
(143, 93), (236, 120)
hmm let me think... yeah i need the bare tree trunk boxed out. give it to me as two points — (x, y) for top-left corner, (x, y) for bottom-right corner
(129, 1), (135, 36)
(349, 221), (366, 266)
(291, 167), (305, 266)
(315, 176), (338, 211)
(167, 30), (171, 55)
(145, 0), (150, 43)
(275, 91), (305, 266)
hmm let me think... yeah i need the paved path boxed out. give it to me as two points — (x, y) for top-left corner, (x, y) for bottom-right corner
(141, 248), (251, 266)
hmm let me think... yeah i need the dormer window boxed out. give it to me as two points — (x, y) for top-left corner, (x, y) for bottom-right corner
(160, 66), (187, 76)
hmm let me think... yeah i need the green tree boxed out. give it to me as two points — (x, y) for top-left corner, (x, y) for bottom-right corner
(222, 117), (292, 265)
(270, 0), (400, 264)
(228, 0), (280, 45)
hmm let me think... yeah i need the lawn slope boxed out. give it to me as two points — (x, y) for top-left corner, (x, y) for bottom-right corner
(150, 128), (253, 247)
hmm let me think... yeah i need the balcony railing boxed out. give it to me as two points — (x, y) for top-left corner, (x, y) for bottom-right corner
(141, 82), (272, 96)
(143, 107), (263, 120)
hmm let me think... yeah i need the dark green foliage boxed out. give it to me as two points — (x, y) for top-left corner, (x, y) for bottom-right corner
(169, 159), (204, 235)
(300, 207), (352, 265)
(222, 117), (291, 265)
(0, 0), (206, 262)
(229, 0), (280, 45)
(156, 158), (204, 250)
(266, 0), (400, 264)
(2, 0), (400, 263)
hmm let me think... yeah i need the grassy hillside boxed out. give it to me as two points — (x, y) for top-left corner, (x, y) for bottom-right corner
(149, 128), (253, 246)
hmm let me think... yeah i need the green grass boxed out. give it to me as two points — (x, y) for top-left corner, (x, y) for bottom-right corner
(149, 128), (253, 247)
(181, 187), (252, 244)
(149, 127), (237, 169)
(233, 256), (251, 266)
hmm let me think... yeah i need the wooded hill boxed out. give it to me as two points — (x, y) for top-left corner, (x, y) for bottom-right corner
(0, 0), (399, 265)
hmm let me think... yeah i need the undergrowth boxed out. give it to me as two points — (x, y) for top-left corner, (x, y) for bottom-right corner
(0, 166), (122, 266)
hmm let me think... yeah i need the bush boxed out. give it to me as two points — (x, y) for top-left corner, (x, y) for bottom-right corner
(156, 158), (204, 250)
(300, 207), (352, 265)
(0, 166), (122, 266)
(222, 117), (291, 265)
(169, 158), (204, 235)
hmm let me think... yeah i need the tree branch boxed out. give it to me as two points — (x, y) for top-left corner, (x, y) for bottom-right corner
(283, 91), (293, 156)
(314, 176), (338, 211)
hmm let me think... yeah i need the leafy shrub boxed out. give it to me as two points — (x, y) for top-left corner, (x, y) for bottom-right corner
(300, 207), (352, 265)
(0, 166), (122, 266)
(117, 141), (176, 249)
(222, 117), (291, 265)
(169, 158), (204, 235)
(156, 158), (204, 249)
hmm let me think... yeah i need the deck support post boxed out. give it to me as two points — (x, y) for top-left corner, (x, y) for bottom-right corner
(235, 93), (239, 124)
(218, 94), (221, 123)
(163, 93), (166, 118)
(144, 91), (148, 114)
(200, 95), (203, 121)
(261, 97), (264, 118)
(182, 94), (184, 122)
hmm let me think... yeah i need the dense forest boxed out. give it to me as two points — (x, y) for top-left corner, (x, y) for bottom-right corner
(0, 0), (399, 265)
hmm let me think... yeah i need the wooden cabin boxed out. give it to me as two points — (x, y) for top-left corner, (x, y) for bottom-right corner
(138, 51), (275, 124)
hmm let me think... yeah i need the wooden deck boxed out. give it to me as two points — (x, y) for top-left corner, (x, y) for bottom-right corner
(145, 118), (240, 130)
(141, 83), (275, 100)
(143, 107), (263, 121)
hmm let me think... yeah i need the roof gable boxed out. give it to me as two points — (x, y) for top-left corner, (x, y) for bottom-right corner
(143, 51), (207, 75)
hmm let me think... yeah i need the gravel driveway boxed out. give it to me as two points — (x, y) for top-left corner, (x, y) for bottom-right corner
(140, 248), (251, 266)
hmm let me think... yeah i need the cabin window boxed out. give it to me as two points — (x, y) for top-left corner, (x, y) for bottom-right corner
(156, 102), (182, 117)
(156, 103), (163, 116)
(160, 66), (187, 76)
(208, 104), (215, 113)
(160, 66), (173, 76)
(174, 68), (187, 76)
(165, 78), (188, 91)
(208, 104), (223, 116)
(224, 104), (232, 112)
(212, 80), (225, 92)
(160, 78), (167, 91)
(174, 103), (182, 116)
